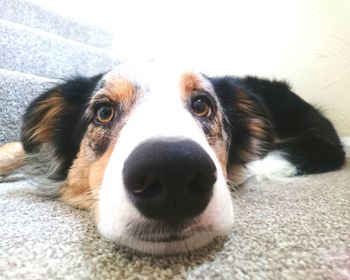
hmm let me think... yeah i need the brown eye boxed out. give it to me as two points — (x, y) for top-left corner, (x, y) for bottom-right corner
(95, 105), (115, 124)
(191, 97), (212, 117)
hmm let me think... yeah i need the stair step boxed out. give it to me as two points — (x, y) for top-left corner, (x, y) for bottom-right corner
(0, 19), (119, 79)
(0, 0), (114, 49)
(0, 69), (58, 144)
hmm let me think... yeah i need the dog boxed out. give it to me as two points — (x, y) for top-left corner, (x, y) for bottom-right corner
(0, 63), (345, 255)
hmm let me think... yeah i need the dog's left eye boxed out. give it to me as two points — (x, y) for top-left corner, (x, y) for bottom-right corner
(94, 105), (115, 125)
(191, 97), (212, 118)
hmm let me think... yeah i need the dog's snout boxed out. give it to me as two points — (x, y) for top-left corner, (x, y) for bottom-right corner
(123, 138), (217, 223)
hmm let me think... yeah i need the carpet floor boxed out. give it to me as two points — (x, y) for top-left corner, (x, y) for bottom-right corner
(0, 161), (349, 280)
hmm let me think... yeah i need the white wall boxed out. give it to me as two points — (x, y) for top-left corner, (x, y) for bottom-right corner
(33, 0), (350, 136)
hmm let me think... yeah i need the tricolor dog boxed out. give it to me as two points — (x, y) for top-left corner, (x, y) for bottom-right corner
(0, 63), (345, 255)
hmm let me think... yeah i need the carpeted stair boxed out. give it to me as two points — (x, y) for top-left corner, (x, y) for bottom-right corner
(0, 69), (55, 143)
(0, 0), (113, 49)
(0, 0), (118, 144)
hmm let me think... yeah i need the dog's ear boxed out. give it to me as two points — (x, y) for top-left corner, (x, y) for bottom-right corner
(21, 74), (104, 178)
(209, 76), (273, 168)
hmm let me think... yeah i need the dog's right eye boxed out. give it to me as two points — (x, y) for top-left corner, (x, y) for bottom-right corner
(94, 105), (115, 125)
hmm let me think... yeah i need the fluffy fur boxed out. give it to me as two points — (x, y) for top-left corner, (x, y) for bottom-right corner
(0, 64), (345, 255)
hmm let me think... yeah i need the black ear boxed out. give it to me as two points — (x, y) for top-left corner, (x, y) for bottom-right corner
(208, 76), (273, 168)
(21, 74), (104, 178)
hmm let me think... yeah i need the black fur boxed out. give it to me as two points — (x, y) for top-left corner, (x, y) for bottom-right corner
(209, 76), (274, 168)
(21, 74), (104, 179)
(211, 76), (345, 174)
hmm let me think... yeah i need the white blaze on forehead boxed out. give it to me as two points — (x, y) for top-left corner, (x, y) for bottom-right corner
(104, 61), (214, 96)
(103, 62), (213, 153)
(104, 61), (188, 87)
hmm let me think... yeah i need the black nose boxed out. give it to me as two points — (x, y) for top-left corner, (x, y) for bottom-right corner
(123, 138), (217, 223)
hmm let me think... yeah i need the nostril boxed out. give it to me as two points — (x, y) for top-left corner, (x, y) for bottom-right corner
(187, 172), (217, 196)
(132, 175), (163, 198)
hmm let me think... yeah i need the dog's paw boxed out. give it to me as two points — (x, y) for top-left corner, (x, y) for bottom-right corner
(247, 152), (297, 181)
(0, 142), (25, 177)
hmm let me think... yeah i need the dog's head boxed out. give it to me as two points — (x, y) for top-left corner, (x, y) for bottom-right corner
(21, 63), (272, 254)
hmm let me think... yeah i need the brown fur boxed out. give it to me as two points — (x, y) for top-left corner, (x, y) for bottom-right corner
(60, 136), (116, 210)
(103, 75), (136, 106)
(210, 139), (228, 177)
(60, 75), (138, 210)
(236, 90), (273, 161)
(180, 72), (209, 98)
(24, 93), (63, 143)
(180, 72), (229, 175)
(206, 114), (228, 173)
(0, 142), (25, 176)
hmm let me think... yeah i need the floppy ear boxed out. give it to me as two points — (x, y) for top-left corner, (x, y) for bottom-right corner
(21, 74), (104, 179)
(209, 76), (273, 168)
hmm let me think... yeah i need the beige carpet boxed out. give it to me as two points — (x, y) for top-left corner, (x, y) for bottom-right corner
(0, 161), (349, 280)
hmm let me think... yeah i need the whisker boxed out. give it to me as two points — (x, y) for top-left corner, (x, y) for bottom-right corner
(226, 177), (248, 201)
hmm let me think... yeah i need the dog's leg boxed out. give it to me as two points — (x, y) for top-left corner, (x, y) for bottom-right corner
(0, 142), (25, 180)
(242, 77), (345, 179)
(247, 129), (345, 180)
(247, 151), (298, 180)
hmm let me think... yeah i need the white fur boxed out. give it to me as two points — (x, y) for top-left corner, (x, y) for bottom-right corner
(247, 151), (298, 181)
(341, 137), (350, 159)
(97, 63), (234, 255)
